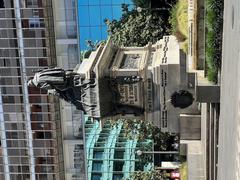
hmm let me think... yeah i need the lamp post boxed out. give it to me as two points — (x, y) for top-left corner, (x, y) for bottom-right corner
(136, 150), (179, 156)
(136, 7), (169, 13)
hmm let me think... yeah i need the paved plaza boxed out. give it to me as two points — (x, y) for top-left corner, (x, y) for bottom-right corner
(217, 0), (240, 179)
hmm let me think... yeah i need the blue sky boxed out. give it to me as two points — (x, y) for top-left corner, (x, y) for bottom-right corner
(78, 0), (133, 50)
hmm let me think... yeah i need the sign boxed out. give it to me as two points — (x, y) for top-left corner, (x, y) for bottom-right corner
(146, 79), (153, 111)
(161, 69), (168, 128)
(118, 83), (141, 106)
(170, 172), (180, 179)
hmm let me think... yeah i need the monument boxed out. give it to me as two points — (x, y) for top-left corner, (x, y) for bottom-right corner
(29, 36), (199, 133)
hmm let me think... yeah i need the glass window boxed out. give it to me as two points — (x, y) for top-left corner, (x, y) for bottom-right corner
(23, 29), (36, 38)
(0, 77), (21, 85)
(3, 105), (24, 112)
(2, 96), (15, 103)
(78, 0), (89, 5)
(4, 113), (24, 122)
(25, 58), (39, 66)
(26, 0), (39, 7)
(112, 6), (122, 20)
(113, 161), (124, 171)
(91, 174), (102, 180)
(35, 131), (52, 139)
(79, 27), (91, 49)
(101, 0), (112, 5)
(0, 0), (5, 8)
(92, 161), (103, 171)
(6, 131), (18, 139)
(79, 7), (90, 26)
(114, 150), (124, 159)
(93, 151), (103, 159)
(89, 6), (101, 26)
(38, 58), (48, 66)
(100, 6), (113, 21)
(90, 27), (102, 41)
(0, 59), (20, 67)
(113, 174), (123, 180)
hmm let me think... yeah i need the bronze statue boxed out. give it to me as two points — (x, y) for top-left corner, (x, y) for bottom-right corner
(28, 68), (86, 111)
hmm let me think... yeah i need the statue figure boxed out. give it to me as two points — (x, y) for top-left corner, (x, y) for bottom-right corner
(28, 68), (86, 111)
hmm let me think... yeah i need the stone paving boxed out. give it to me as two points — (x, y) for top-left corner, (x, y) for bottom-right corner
(217, 0), (240, 179)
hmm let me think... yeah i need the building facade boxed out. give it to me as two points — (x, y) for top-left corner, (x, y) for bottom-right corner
(85, 117), (153, 180)
(52, 0), (86, 179)
(0, 0), (84, 180)
(77, 0), (134, 50)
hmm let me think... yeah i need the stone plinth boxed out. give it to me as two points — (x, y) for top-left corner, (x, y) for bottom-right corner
(180, 114), (201, 140)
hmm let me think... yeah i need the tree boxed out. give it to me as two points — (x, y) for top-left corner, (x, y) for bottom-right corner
(119, 119), (176, 151)
(80, 40), (106, 60)
(128, 170), (168, 180)
(132, 0), (177, 9)
(150, 0), (177, 8)
(105, 5), (169, 47)
(132, 0), (151, 8)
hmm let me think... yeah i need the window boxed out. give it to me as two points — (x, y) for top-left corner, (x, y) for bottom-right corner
(91, 174), (102, 180)
(29, 18), (44, 28)
(26, 0), (38, 7)
(113, 161), (124, 171)
(113, 174), (123, 180)
(93, 151), (103, 159)
(35, 132), (52, 139)
(27, 9), (45, 28)
(92, 161), (103, 171)
(114, 151), (124, 159)
(0, 0), (4, 8)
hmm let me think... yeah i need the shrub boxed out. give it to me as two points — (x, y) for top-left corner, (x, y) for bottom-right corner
(205, 0), (223, 82)
(169, 0), (188, 53)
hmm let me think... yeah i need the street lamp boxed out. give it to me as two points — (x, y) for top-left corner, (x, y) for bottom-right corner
(136, 150), (179, 156)
(136, 6), (169, 13)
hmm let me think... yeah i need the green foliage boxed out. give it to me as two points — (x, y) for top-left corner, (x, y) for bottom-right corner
(179, 162), (187, 180)
(128, 170), (168, 180)
(169, 3), (178, 34)
(105, 6), (170, 47)
(182, 40), (188, 54)
(80, 50), (92, 60)
(169, 0), (188, 53)
(132, 0), (151, 8)
(207, 68), (217, 82)
(169, 0), (188, 37)
(80, 40), (106, 60)
(115, 119), (173, 151)
(205, 0), (223, 82)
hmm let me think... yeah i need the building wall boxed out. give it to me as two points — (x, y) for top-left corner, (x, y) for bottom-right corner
(77, 0), (134, 50)
(0, 0), (64, 179)
(52, 0), (86, 179)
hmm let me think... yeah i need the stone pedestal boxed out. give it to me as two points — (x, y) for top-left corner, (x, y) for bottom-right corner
(195, 71), (220, 103)
(180, 114), (201, 140)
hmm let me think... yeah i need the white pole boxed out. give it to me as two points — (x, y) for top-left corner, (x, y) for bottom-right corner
(13, 1), (36, 179)
(136, 150), (179, 156)
(0, 89), (10, 180)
